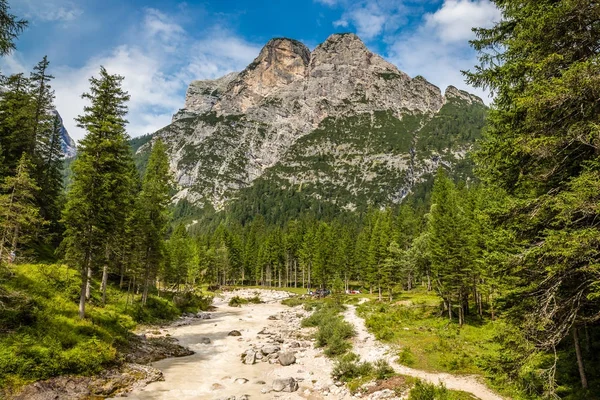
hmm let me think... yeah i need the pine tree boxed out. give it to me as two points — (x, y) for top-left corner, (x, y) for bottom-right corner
(62, 66), (133, 318)
(138, 139), (172, 304)
(0, 0), (27, 57)
(0, 155), (44, 263)
(0, 73), (34, 176)
(427, 168), (473, 325)
(36, 113), (64, 234)
(167, 223), (194, 291)
(466, 0), (600, 393)
(29, 56), (54, 158)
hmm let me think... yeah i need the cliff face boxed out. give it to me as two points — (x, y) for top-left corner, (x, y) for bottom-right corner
(140, 33), (486, 210)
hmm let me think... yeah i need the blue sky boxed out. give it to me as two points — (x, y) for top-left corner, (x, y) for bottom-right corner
(3, 0), (501, 141)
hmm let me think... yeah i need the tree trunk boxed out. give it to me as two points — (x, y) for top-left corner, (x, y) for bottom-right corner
(85, 266), (92, 300)
(101, 264), (109, 305)
(426, 270), (432, 291)
(573, 327), (588, 389)
(378, 286), (382, 301)
(79, 263), (90, 319)
(448, 300), (452, 321)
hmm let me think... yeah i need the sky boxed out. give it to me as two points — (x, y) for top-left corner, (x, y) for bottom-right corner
(2, 0), (501, 142)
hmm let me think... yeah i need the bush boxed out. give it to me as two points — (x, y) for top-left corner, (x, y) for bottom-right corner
(398, 347), (416, 366)
(228, 296), (249, 307)
(302, 302), (355, 357)
(408, 380), (449, 400)
(332, 352), (373, 382)
(281, 297), (304, 307)
(374, 359), (396, 380)
(247, 295), (262, 304)
(128, 296), (180, 323)
(172, 291), (212, 312)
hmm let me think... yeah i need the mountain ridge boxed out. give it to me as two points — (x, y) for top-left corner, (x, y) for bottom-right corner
(137, 33), (486, 214)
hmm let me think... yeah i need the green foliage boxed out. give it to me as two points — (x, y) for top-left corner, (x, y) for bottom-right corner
(228, 296), (249, 307)
(302, 302), (355, 357)
(0, 263), (198, 389)
(332, 352), (373, 382)
(0, 0), (27, 56)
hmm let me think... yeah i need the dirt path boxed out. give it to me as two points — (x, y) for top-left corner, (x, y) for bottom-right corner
(116, 290), (351, 400)
(342, 304), (506, 400)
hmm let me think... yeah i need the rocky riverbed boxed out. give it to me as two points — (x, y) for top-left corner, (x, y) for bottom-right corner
(120, 289), (353, 400)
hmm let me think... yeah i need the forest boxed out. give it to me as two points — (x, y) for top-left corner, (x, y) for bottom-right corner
(0, 0), (599, 399)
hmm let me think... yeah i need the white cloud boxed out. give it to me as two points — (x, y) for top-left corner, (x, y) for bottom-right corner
(424, 0), (501, 42)
(4, 8), (260, 142)
(319, 0), (406, 41)
(387, 0), (500, 102)
(314, 0), (340, 5)
(17, 0), (83, 23)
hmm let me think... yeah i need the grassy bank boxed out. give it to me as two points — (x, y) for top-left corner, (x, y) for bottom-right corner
(0, 264), (209, 392)
(285, 296), (473, 399)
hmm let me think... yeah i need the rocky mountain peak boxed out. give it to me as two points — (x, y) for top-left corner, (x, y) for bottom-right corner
(445, 85), (484, 105)
(213, 38), (310, 113)
(149, 34), (487, 210)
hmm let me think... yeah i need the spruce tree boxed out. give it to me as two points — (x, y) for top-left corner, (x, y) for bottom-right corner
(467, 0), (600, 392)
(62, 66), (133, 318)
(0, 0), (27, 57)
(138, 139), (172, 304)
(0, 154), (43, 263)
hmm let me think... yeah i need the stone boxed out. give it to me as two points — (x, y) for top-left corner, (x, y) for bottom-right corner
(228, 330), (242, 337)
(255, 380), (266, 385)
(278, 352), (296, 366)
(243, 350), (256, 365)
(272, 377), (299, 392)
(261, 345), (280, 355)
(199, 337), (211, 344)
(211, 383), (225, 390)
(235, 378), (249, 384)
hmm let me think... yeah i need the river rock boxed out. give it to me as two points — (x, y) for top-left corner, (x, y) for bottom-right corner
(211, 383), (225, 390)
(272, 377), (299, 392)
(228, 330), (242, 336)
(235, 377), (249, 384)
(199, 337), (211, 344)
(278, 352), (296, 366)
(243, 350), (256, 365)
(261, 345), (280, 355)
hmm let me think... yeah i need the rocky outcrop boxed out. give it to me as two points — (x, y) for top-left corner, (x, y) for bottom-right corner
(141, 33), (486, 210)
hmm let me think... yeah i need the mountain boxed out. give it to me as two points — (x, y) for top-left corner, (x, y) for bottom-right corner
(51, 110), (77, 158)
(136, 33), (486, 218)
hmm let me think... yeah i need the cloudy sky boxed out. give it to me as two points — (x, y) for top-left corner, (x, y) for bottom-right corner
(2, 0), (501, 141)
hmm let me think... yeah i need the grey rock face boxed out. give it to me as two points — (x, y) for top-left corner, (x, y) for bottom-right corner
(144, 33), (485, 209)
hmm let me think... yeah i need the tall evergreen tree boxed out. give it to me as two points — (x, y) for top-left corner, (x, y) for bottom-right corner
(62, 66), (133, 318)
(0, 154), (43, 263)
(0, 0), (27, 57)
(138, 138), (172, 304)
(467, 0), (600, 393)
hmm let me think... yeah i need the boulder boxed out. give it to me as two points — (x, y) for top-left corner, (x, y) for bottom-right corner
(235, 378), (249, 384)
(228, 330), (242, 337)
(261, 345), (280, 355)
(278, 352), (296, 366)
(199, 337), (211, 344)
(243, 350), (256, 365)
(272, 377), (299, 392)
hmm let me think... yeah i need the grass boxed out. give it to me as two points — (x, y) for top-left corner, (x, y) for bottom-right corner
(357, 288), (499, 376)
(301, 301), (355, 357)
(0, 263), (209, 393)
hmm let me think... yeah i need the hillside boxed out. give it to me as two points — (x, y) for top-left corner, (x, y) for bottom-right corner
(135, 33), (487, 217)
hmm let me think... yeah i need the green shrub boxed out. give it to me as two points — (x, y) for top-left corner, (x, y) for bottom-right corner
(332, 352), (373, 382)
(398, 347), (416, 366)
(228, 296), (249, 307)
(247, 295), (262, 304)
(281, 297), (304, 307)
(172, 291), (212, 312)
(374, 359), (396, 380)
(408, 380), (449, 400)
